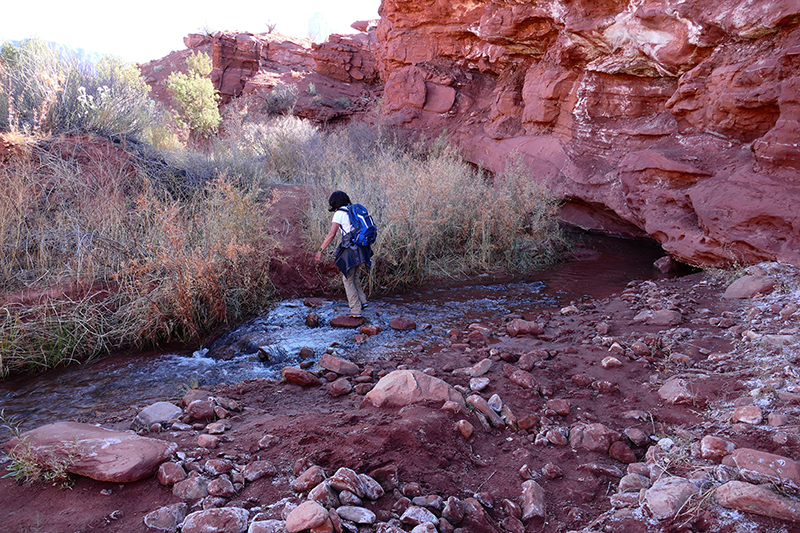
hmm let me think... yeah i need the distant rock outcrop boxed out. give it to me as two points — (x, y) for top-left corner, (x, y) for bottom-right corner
(187, 29), (382, 122)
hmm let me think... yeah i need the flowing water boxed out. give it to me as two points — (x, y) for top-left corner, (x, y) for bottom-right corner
(0, 235), (672, 437)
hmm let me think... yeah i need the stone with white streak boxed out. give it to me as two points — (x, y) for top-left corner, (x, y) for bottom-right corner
(400, 506), (439, 526)
(521, 480), (545, 520)
(144, 502), (189, 532)
(3, 422), (177, 483)
(248, 520), (287, 533)
(643, 476), (700, 520)
(359, 473), (385, 500)
(336, 506), (376, 524)
(329, 467), (366, 498)
(716, 480), (800, 521)
(453, 358), (492, 377)
(181, 507), (249, 533)
(726, 448), (800, 492)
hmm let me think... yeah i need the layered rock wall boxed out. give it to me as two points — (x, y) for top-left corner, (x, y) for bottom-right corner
(194, 30), (382, 121)
(375, 0), (800, 267)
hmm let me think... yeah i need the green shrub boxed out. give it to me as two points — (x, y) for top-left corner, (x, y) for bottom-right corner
(0, 39), (164, 140)
(265, 83), (299, 115)
(166, 52), (221, 138)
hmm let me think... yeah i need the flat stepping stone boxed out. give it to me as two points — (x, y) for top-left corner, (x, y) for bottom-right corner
(331, 315), (365, 328)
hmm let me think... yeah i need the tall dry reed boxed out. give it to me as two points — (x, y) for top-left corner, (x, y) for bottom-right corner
(303, 130), (567, 293)
(0, 140), (277, 378)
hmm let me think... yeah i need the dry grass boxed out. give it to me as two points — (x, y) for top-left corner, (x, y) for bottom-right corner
(0, 119), (565, 377)
(304, 132), (567, 293)
(1, 409), (75, 487)
(1, 41), (567, 377)
(0, 137), (278, 378)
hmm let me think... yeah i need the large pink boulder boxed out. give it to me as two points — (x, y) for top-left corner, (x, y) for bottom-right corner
(4, 422), (177, 483)
(365, 370), (464, 407)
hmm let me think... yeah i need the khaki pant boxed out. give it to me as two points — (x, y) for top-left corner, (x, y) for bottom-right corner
(343, 265), (367, 315)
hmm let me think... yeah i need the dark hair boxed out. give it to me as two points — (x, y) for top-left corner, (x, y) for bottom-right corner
(328, 190), (352, 212)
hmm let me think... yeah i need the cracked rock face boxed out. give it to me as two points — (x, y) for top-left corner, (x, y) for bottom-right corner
(373, 0), (800, 269)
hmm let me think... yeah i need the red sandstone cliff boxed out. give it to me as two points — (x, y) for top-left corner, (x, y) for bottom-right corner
(184, 29), (382, 123)
(375, 0), (800, 268)
(187, 2), (800, 268)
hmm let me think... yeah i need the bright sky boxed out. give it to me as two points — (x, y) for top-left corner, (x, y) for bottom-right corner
(1, 0), (380, 64)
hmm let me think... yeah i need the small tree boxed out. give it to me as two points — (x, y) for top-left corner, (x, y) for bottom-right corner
(166, 52), (221, 138)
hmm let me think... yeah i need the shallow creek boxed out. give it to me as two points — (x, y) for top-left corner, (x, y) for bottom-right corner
(0, 235), (671, 437)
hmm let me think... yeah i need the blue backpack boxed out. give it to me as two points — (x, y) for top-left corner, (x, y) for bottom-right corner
(343, 204), (377, 247)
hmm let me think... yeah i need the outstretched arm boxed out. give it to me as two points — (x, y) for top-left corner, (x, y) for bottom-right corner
(315, 222), (341, 263)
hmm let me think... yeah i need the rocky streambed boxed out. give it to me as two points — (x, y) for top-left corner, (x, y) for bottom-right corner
(3, 261), (800, 533)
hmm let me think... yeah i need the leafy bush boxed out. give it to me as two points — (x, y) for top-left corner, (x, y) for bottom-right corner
(265, 83), (299, 115)
(166, 52), (221, 137)
(0, 39), (162, 140)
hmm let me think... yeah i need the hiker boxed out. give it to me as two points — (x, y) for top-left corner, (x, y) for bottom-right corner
(315, 191), (373, 318)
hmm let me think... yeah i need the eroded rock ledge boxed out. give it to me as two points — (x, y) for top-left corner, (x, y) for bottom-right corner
(374, 0), (800, 268)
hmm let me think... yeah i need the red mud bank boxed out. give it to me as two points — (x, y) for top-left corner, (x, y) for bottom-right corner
(3, 261), (800, 533)
(185, 0), (800, 270)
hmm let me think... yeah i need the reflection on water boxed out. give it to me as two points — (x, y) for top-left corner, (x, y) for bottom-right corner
(0, 235), (669, 437)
